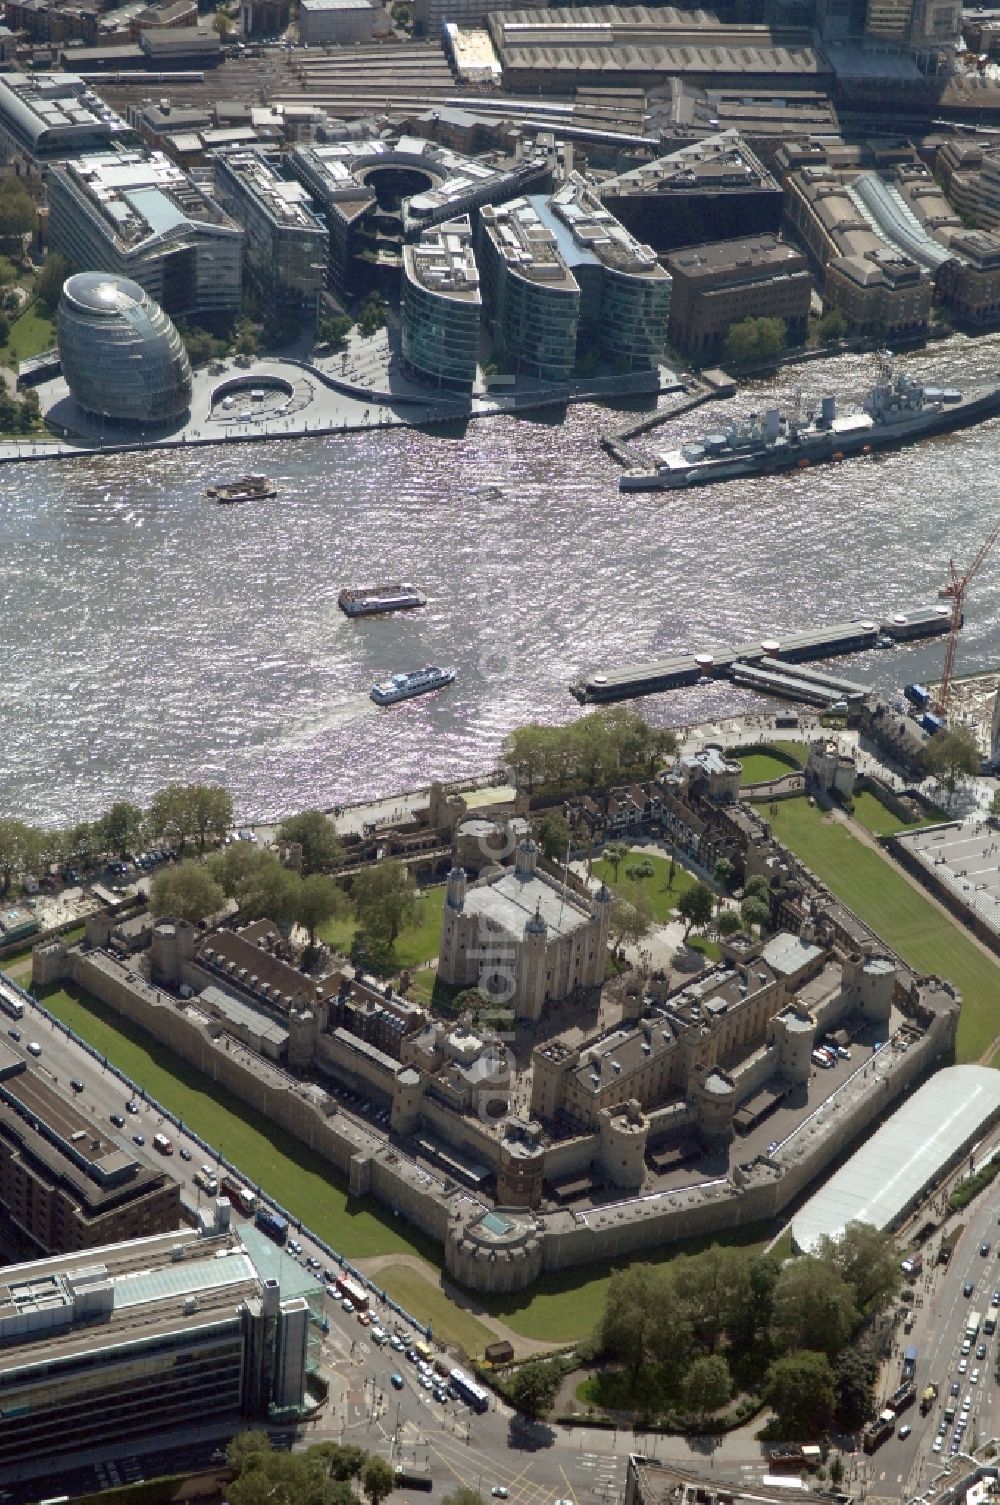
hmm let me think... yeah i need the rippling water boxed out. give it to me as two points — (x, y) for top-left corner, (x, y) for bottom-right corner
(5, 336), (1000, 826)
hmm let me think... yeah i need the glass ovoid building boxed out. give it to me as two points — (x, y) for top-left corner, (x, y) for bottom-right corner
(401, 215), (481, 389)
(57, 271), (192, 426)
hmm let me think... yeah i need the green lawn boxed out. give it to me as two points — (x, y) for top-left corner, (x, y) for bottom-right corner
(5, 301), (55, 364)
(769, 798), (1000, 1062)
(319, 885), (446, 976)
(592, 849), (701, 923)
(850, 790), (947, 839)
(771, 741), (807, 765)
(31, 981), (428, 1262)
(738, 753), (800, 785)
(373, 1262), (496, 1357)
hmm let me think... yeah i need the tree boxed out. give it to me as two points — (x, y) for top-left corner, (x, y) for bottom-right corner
(351, 860), (417, 947)
(833, 1346), (878, 1431)
(33, 251), (70, 314)
(232, 315), (256, 353)
(740, 896), (770, 931)
(714, 858), (734, 888)
(0, 179), (36, 249)
(681, 1353), (731, 1421)
(319, 314), (352, 351)
(362, 1455), (395, 1505)
(604, 842), (629, 883)
(297, 872), (347, 943)
(148, 782), (232, 853)
(237, 853), (301, 928)
(97, 801), (145, 857)
(829, 1454), (845, 1488)
(743, 874), (771, 903)
(150, 860), (225, 924)
(717, 908), (743, 937)
(763, 1349), (837, 1437)
(723, 316), (786, 367)
(816, 308), (849, 343)
(770, 1258), (857, 1358)
(625, 860), (654, 885)
(677, 881), (715, 939)
(610, 887), (653, 949)
(599, 1263), (658, 1367)
(278, 809), (342, 874)
(923, 726), (980, 801)
(357, 297), (387, 337)
(537, 811), (571, 862)
(0, 819), (44, 897)
(816, 1222), (899, 1319)
(227, 1430), (273, 1472)
(991, 788), (1000, 822)
(506, 1357), (563, 1419)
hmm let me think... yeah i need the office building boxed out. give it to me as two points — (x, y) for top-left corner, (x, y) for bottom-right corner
(478, 196), (581, 382)
(211, 147), (327, 310)
(0, 1038), (180, 1255)
(546, 173), (670, 371)
(599, 131), (784, 253)
(0, 71), (135, 164)
(291, 133), (547, 298)
(298, 0), (379, 43)
(48, 148), (243, 318)
(57, 272), (192, 427)
(937, 139), (1000, 231)
(401, 215), (481, 389)
(0, 1221), (314, 1469)
(664, 233), (811, 357)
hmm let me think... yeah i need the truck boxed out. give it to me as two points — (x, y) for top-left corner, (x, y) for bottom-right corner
(920, 1384), (939, 1416)
(220, 1176), (257, 1216)
(254, 1207), (288, 1244)
(887, 1382), (916, 1415)
(193, 1169), (218, 1195)
(152, 1132), (173, 1155)
(863, 1414), (895, 1453)
(901, 1346), (918, 1381)
(905, 683), (931, 709)
(967, 1311), (983, 1342)
(901, 1253), (923, 1279)
(986, 1303), (1000, 1337)
(393, 1464), (432, 1492)
(920, 711), (944, 736)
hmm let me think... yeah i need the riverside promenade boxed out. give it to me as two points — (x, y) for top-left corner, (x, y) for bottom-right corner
(0, 325), (683, 465)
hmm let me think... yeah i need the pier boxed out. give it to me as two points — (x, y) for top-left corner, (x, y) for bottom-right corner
(600, 369), (735, 469)
(571, 603), (954, 705)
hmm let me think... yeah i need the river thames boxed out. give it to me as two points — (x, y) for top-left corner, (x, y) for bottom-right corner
(5, 335), (1000, 827)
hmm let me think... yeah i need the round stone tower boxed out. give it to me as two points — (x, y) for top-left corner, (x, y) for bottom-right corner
(690, 1064), (736, 1148)
(843, 949), (895, 1029)
(598, 1101), (648, 1190)
(771, 1006), (814, 1085)
(446, 865), (467, 910)
(514, 835), (538, 878)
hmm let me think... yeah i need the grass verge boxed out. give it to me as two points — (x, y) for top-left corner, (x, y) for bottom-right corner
(737, 753), (801, 784)
(849, 790), (947, 838)
(592, 848), (700, 924)
(769, 798), (1000, 1062)
(5, 300), (55, 365)
(319, 886), (445, 976)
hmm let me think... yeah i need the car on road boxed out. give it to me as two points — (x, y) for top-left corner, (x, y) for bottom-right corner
(390, 1373), (404, 1389)
(323, 1268), (336, 1283)
(133, 1134), (144, 1146)
(964, 1281), (975, 1297)
(70, 1078), (83, 1093)
(959, 1358), (968, 1373)
(933, 1439), (943, 1454)
(767, 1140), (778, 1154)
(341, 1300), (354, 1314)
(307, 1256), (320, 1270)
(420, 1374), (432, 1390)
(982, 1243), (991, 1257)
(972, 1368), (980, 1384)
(977, 1344), (987, 1360)
(126, 1100), (139, 1114)
(952, 1381), (961, 1396)
(287, 1239), (302, 1255)
(491, 1489), (508, 1499)
(390, 1335), (405, 1351)
(963, 1396), (973, 1411)
(993, 1289), (1000, 1304)
(940, 1422), (949, 1435)
(179, 1147), (191, 1161)
(898, 1425), (912, 1439)
(357, 1312), (370, 1327)
(26, 1041), (41, 1057)
(406, 1348), (418, 1362)
(110, 1113), (125, 1128)
(7, 1029), (19, 1042)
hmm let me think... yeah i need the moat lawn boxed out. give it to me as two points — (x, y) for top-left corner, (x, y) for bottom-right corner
(318, 884), (445, 975)
(849, 789), (948, 839)
(371, 1263), (496, 1357)
(31, 981), (428, 1262)
(769, 798), (1000, 1063)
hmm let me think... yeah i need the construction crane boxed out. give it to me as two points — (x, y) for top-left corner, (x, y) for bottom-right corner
(934, 519), (1000, 717)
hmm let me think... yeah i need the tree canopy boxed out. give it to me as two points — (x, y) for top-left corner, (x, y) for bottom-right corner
(722, 316), (786, 367)
(147, 782), (233, 852)
(923, 726), (980, 799)
(277, 809), (342, 874)
(150, 860), (225, 924)
(503, 709), (676, 795)
(769, 1257), (857, 1358)
(677, 881), (715, 939)
(763, 1349), (837, 1437)
(351, 859), (417, 947)
(610, 886), (653, 949)
(537, 811), (572, 862)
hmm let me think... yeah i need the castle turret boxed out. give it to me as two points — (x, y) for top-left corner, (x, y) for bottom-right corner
(446, 865), (467, 911)
(598, 1100), (648, 1190)
(518, 903), (548, 1022)
(514, 836), (538, 878)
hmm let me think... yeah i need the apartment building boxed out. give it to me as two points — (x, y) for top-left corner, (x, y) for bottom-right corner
(478, 196), (581, 381)
(401, 215), (481, 389)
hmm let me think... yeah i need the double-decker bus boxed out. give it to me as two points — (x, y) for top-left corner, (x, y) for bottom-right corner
(449, 1368), (489, 1414)
(254, 1207), (288, 1244)
(335, 1274), (369, 1311)
(220, 1175), (256, 1216)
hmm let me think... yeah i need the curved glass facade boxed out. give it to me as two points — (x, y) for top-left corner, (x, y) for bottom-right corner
(57, 272), (193, 425)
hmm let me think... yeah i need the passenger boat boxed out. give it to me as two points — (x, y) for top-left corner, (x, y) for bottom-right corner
(206, 475), (278, 504)
(370, 666), (456, 705)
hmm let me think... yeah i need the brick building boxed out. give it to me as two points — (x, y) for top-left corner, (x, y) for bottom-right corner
(663, 232), (811, 357)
